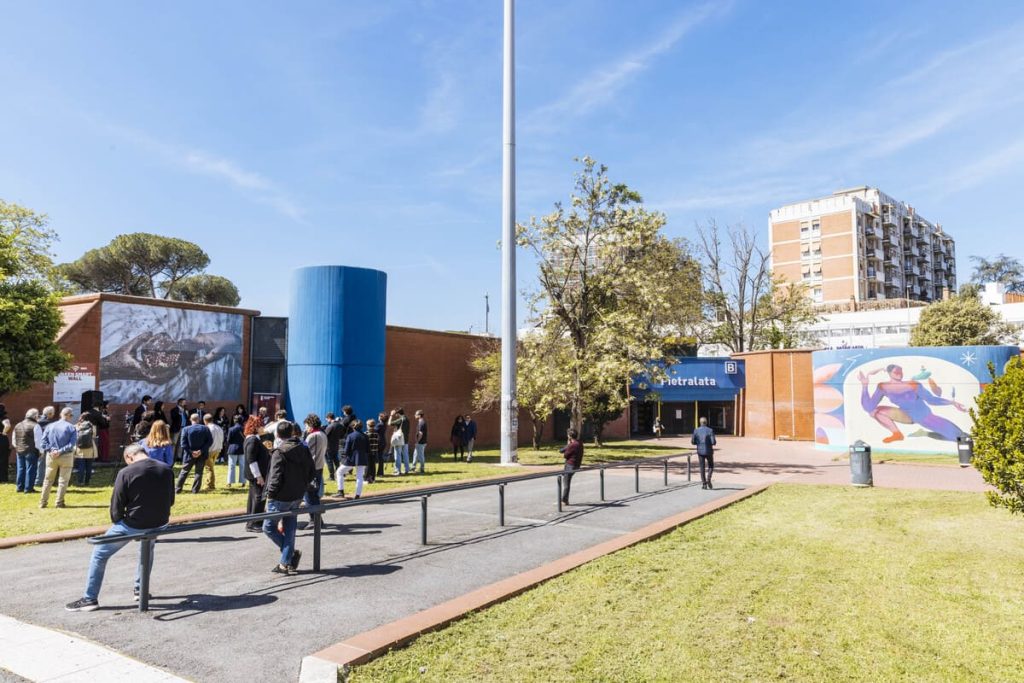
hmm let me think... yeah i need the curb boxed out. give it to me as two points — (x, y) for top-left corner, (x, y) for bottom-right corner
(299, 482), (769, 681)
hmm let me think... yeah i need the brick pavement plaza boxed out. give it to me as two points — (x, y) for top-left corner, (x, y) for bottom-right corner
(0, 437), (987, 682)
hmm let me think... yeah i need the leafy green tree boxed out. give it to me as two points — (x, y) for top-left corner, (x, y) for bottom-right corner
(0, 200), (70, 395)
(470, 333), (570, 449)
(759, 279), (822, 349)
(169, 274), (241, 306)
(970, 357), (1024, 514)
(909, 289), (1017, 346)
(517, 157), (701, 433)
(60, 233), (240, 305)
(970, 254), (1024, 293)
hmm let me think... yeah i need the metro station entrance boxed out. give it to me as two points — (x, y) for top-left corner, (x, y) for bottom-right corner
(632, 400), (736, 436)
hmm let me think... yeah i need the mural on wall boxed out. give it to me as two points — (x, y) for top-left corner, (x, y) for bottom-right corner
(812, 346), (1020, 454)
(99, 301), (243, 404)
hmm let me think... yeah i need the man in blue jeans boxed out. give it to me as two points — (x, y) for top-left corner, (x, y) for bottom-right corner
(263, 421), (315, 575)
(66, 444), (175, 611)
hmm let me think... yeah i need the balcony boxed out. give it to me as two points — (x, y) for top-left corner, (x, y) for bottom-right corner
(882, 207), (897, 225)
(905, 263), (920, 276)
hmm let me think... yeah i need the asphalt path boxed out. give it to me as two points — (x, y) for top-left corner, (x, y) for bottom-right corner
(0, 463), (736, 682)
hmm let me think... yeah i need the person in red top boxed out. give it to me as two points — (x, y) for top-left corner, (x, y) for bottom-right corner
(560, 428), (583, 506)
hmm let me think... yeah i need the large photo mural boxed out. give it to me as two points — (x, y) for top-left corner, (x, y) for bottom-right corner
(99, 301), (243, 404)
(812, 346), (1020, 454)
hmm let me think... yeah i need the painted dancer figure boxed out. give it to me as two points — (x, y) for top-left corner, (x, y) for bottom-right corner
(858, 364), (967, 443)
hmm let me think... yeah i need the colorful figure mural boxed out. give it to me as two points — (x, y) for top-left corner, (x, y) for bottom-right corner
(812, 346), (1020, 454)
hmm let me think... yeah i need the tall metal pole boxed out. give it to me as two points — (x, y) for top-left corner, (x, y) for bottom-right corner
(500, 0), (518, 464)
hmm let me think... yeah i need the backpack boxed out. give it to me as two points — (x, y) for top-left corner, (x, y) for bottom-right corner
(76, 422), (94, 449)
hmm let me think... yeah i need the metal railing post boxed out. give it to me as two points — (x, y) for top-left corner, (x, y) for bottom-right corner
(687, 454), (692, 481)
(663, 459), (668, 486)
(420, 496), (428, 545)
(498, 483), (506, 526)
(557, 475), (563, 512)
(634, 464), (640, 493)
(138, 538), (153, 613)
(313, 511), (322, 572)
(599, 467), (605, 501)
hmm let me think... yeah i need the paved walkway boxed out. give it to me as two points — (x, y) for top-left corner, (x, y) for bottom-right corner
(0, 437), (987, 682)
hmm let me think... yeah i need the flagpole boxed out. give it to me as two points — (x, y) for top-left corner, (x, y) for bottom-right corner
(500, 0), (518, 464)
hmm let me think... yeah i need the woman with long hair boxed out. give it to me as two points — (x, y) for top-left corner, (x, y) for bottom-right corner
(142, 420), (174, 467)
(450, 415), (466, 460)
(152, 400), (168, 425)
(234, 404), (249, 422)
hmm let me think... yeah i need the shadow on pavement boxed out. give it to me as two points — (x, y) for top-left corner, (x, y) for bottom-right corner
(144, 593), (278, 621)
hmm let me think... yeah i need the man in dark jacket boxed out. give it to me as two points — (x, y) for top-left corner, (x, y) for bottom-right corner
(263, 421), (315, 575)
(560, 428), (584, 506)
(65, 443), (174, 611)
(176, 414), (213, 494)
(691, 417), (717, 489)
(323, 412), (343, 480)
(244, 431), (273, 532)
(14, 409), (40, 493)
(170, 398), (189, 462)
(129, 395), (152, 436)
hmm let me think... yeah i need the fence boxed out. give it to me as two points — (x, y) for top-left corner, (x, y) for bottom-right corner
(90, 452), (694, 612)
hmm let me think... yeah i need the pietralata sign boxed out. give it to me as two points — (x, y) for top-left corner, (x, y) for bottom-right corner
(631, 358), (746, 401)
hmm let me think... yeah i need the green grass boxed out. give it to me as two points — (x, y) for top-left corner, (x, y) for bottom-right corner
(0, 441), (682, 539)
(352, 484), (1024, 682)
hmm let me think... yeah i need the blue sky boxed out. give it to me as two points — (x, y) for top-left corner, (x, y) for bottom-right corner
(2, 0), (1023, 331)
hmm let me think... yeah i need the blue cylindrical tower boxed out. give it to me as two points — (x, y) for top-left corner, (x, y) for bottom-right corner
(286, 265), (387, 426)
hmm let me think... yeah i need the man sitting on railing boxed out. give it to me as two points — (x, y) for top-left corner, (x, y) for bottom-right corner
(66, 444), (175, 612)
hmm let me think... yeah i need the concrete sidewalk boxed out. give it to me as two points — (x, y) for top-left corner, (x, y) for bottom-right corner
(0, 463), (728, 683)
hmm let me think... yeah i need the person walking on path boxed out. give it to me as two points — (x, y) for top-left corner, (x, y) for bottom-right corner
(450, 415), (466, 461)
(692, 417), (717, 490)
(39, 408), (78, 509)
(263, 421), (315, 575)
(365, 418), (381, 484)
(559, 428), (584, 506)
(411, 410), (428, 473)
(652, 416), (664, 440)
(337, 419), (369, 498)
(73, 414), (98, 485)
(14, 409), (41, 493)
(65, 443), (174, 611)
(142, 420), (174, 467)
(202, 414), (223, 490)
(176, 414), (212, 494)
(464, 413), (477, 462)
(243, 418), (272, 533)
(389, 408), (410, 474)
(225, 415), (246, 486)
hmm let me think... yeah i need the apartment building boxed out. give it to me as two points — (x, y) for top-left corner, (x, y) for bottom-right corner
(769, 186), (956, 306)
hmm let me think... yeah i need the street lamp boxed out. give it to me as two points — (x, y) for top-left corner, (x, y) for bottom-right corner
(500, 0), (518, 464)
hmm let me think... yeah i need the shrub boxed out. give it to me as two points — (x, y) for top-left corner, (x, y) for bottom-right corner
(970, 356), (1024, 514)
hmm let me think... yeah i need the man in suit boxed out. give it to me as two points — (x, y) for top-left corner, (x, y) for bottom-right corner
(176, 414), (213, 494)
(691, 417), (717, 490)
(130, 396), (152, 436)
(191, 401), (207, 421)
(170, 398), (189, 463)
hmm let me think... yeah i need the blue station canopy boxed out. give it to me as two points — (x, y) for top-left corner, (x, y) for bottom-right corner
(631, 357), (746, 402)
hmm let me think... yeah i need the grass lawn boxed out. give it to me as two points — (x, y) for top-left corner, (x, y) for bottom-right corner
(353, 484), (1024, 682)
(0, 440), (683, 539)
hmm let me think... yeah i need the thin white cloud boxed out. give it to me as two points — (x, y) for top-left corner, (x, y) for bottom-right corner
(523, 1), (730, 133)
(419, 71), (460, 133)
(934, 136), (1024, 193)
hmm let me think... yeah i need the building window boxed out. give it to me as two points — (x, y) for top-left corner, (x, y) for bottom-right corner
(812, 287), (823, 303)
(811, 219), (821, 235)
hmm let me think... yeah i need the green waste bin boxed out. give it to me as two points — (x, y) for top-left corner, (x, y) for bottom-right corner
(850, 440), (873, 487)
(956, 436), (973, 468)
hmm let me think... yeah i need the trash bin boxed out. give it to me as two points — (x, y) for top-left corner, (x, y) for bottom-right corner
(850, 440), (873, 487)
(956, 435), (974, 468)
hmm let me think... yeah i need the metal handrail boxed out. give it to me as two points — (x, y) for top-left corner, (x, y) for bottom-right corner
(90, 450), (694, 612)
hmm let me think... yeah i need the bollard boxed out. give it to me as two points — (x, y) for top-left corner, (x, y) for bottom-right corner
(634, 464), (640, 493)
(313, 511), (322, 571)
(599, 467), (605, 501)
(663, 459), (669, 486)
(557, 475), (563, 512)
(138, 538), (153, 613)
(687, 454), (692, 481)
(498, 483), (506, 526)
(420, 496), (429, 545)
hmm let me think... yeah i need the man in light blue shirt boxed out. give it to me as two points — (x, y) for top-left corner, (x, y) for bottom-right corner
(40, 407), (79, 508)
